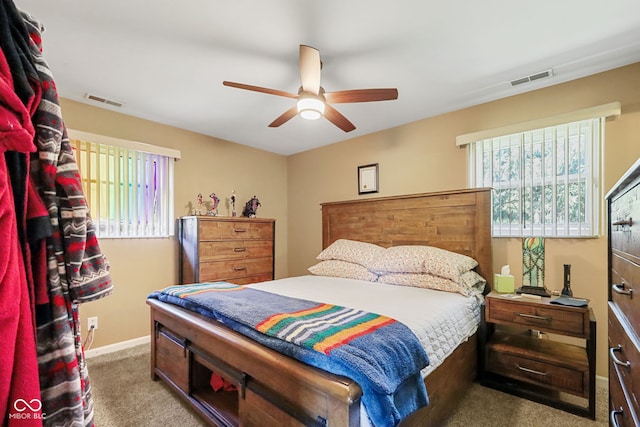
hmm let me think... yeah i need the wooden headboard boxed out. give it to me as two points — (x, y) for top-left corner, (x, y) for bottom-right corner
(321, 188), (493, 288)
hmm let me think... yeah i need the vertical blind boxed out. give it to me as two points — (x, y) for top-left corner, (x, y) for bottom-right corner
(468, 118), (601, 237)
(70, 138), (176, 238)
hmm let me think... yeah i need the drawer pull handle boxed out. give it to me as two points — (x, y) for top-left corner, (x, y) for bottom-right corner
(233, 266), (247, 271)
(234, 247), (247, 252)
(609, 345), (631, 368)
(610, 408), (624, 427)
(612, 283), (633, 298)
(515, 312), (552, 322)
(612, 218), (633, 227)
(515, 364), (548, 376)
(233, 228), (247, 233)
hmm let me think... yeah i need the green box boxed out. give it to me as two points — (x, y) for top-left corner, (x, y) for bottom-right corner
(494, 274), (515, 293)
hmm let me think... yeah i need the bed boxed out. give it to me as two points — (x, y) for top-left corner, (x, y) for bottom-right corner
(147, 187), (493, 427)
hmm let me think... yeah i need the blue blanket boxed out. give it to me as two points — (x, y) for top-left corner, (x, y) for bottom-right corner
(148, 282), (429, 427)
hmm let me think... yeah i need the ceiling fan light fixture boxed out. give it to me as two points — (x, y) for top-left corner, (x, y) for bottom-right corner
(297, 95), (325, 120)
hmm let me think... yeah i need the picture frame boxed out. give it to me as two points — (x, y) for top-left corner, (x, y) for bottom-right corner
(358, 163), (379, 194)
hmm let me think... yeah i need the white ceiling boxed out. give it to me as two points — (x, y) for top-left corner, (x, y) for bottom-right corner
(14, 0), (640, 155)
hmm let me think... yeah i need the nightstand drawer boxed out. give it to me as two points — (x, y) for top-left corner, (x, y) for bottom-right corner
(487, 349), (587, 396)
(486, 296), (588, 338)
(486, 331), (589, 397)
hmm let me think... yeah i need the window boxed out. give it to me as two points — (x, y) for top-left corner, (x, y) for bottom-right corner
(68, 130), (180, 238)
(468, 119), (601, 237)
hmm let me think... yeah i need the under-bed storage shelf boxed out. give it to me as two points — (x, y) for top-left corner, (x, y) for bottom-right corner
(153, 323), (242, 427)
(191, 352), (241, 427)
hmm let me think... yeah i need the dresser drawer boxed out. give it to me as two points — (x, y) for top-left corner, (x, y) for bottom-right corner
(199, 257), (273, 282)
(486, 297), (588, 338)
(610, 177), (640, 264)
(199, 220), (273, 240)
(228, 274), (274, 285)
(610, 360), (640, 427)
(611, 254), (640, 338)
(609, 303), (640, 417)
(199, 240), (273, 261)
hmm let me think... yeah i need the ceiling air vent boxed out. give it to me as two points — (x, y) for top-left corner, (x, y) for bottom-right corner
(510, 69), (553, 87)
(84, 93), (124, 108)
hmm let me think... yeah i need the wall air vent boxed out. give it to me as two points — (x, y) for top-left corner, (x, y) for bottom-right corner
(510, 69), (553, 87)
(84, 93), (124, 108)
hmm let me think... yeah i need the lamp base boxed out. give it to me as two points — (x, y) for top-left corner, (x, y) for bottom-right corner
(516, 286), (551, 297)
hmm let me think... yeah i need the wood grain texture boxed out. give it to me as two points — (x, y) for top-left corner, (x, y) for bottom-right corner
(178, 216), (275, 285)
(322, 187), (493, 288)
(607, 158), (640, 424)
(151, 188), (495, 426)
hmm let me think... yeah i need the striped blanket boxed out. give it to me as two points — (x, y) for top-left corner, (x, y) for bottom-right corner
(148, 282), (429, 427)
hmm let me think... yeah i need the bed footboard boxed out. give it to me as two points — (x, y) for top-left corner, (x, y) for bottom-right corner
(148, 298), (362, 427)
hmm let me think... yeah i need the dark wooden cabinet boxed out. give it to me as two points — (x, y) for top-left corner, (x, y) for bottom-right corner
(606, 157), (640, 427)
(178, 216), (275, 285)
(481, 292), (596, 419)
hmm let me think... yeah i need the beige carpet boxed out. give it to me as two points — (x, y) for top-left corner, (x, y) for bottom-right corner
(87, 344), (607, 426)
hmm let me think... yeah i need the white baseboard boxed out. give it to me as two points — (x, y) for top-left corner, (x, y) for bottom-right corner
(85, 335), (150, 359)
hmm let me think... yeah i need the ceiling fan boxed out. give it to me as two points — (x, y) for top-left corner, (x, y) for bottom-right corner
(223, 45), (398, 132)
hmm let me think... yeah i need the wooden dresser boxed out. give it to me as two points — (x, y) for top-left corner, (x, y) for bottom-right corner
(606, 157), (640, 427)
(178, 216), (275, 285)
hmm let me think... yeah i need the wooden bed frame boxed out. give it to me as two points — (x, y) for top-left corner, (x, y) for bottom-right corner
(148, 188), (493, 427)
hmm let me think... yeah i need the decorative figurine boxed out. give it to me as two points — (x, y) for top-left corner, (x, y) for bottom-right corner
(195, 193), (204, 215)
(207, 192), (220, 216)
(230, 191), (237, 217)
(242, 195), (261, 218)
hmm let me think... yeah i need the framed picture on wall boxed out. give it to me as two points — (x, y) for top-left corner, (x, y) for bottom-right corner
(358, 163), (379, 194)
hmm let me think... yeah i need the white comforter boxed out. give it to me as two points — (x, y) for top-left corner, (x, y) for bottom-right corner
(249, 275), (483, 378)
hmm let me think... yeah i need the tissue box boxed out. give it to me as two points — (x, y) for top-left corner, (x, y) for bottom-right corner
(494, 274), (515, 293)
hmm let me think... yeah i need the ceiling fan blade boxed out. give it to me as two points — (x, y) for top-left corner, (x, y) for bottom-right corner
(324, 88), (398, 104)
(223, 81), (298, 99)
(268, 106), (299, 128)
(299, 45), (321, 95)
(324, 104), (356, 132)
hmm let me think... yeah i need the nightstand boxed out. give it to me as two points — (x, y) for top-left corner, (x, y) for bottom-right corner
(480, 292), (596, 419)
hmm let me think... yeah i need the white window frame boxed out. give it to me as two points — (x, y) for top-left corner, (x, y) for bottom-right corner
(468, 119), (601, 238)
(456, 102), (620, 238)
(68, 129), (181, 238)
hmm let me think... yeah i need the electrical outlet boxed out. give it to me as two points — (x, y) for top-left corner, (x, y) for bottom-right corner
(88, 316), (98, 330)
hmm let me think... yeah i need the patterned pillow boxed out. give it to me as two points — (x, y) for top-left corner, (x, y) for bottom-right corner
(369, 245), (431, 274)
(421, 246), (478, 281)
(308, 260), (379, 282)
(377, 271), (485, 296)
(316, 239), (385, 269)
(370, 245), (478, 281)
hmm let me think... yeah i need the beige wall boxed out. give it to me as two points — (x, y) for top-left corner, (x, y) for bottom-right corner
(59, 99), (289, 349)
(287, 62), (640, 378)
(62, 62), (640, 377)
